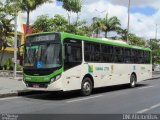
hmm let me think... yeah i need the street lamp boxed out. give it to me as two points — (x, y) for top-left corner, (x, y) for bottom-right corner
(95, 9), (106, 17)
(95, 9), (106, 13)
(94, 9), (107, 38)
(127, 0), (131, 43)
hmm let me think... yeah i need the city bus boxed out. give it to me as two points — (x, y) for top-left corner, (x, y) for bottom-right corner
(23, 32), (152, 96)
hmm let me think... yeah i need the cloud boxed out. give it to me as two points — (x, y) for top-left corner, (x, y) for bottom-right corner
(84, 0), (160, 8)
(82, 0), (160, 39)
(19, 0), (160, 39)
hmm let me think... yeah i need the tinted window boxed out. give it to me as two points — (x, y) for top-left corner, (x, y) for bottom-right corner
(84, 41), (151, 64)
(64, 39), (82, 70)
(84, 42), (100, 62)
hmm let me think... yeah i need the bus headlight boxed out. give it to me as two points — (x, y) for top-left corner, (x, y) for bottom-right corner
(50, 74), (61, 83)
(56, 74), (61, 80)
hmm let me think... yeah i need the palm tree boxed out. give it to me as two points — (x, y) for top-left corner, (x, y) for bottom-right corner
(101, 14), (121, 38)
(91, 17), (103, 38)
(117, 28), (128, 41)
(10, 0), (52, 34)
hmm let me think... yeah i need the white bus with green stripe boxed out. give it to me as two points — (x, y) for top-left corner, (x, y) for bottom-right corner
(23, 32), (152, 96)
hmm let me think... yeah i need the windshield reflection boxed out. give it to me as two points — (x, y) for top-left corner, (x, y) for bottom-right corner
(24, 43), (61, 69)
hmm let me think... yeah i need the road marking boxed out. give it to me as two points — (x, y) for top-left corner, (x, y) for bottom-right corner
(0, 96), (20, 101)
(137, 103), (160, 113)
(137, 86), (154, 90)
(150, 103), (160, 109)
(137, 108), (149, 114)
(67, 95), (103, 103)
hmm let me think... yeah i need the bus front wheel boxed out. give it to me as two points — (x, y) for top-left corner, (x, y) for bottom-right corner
(81, 77), (93, 96)
(130, 74), (137, 88)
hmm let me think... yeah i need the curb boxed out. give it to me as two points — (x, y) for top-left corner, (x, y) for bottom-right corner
(0, 90), (42, 99)
(145, 76), (160, 81)
(0, 92), (18, 98)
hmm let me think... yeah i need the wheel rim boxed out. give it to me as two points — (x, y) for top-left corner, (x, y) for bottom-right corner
(131, 75), (136, 87)
(83, 81), (91, 93)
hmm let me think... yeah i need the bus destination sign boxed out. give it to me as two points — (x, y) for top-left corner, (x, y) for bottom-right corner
(27, 34), (56, 43)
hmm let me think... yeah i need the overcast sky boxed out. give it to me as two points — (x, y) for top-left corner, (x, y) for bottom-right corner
(17, 0), (160, 40)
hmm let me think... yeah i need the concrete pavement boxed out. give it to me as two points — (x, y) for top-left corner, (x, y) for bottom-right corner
(0, 77), (25, 98)
(0, 71), (160, 98)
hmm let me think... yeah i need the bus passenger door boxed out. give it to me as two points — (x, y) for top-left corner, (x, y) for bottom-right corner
(62, 39), (82, 91)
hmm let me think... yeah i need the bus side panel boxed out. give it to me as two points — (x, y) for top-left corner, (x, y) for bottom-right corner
(137, 64), (152, 82)
(91, 63), (130, 88)
(62, 64), (88, 91)
(61, 63), (152, 91)
(87, 63), (152, 88)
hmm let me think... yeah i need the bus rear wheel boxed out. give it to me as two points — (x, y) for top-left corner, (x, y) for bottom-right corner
(130, 74), (136, 88)
(81, 77), (93, 96)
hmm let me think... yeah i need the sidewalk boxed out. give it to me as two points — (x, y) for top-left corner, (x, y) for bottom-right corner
(0, 77), (26, 98)
(0, 72), (160, 98)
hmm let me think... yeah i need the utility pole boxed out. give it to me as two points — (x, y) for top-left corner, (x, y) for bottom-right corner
(127, 0), (131, 43)
(14, 14), (18, 79)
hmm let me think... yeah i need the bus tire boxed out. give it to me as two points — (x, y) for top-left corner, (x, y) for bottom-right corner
(81, 77), (93, 96)
(130, 74), (136, 88)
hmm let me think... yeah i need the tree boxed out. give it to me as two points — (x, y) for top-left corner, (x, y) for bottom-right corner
(32, 14), (92, 36)
(32, 14), (68, 33)
(146, 39), (160, 64)
(101, 14), (121, 38)
(50, 14), (68, 32)
(79, 25), (92, 37)
(117, 28), (128, 41)
(57, 0), (82, 26)
(32, 15), (53, 33)
(10, 0), (52, 34)
(128, 33), (145, 47)
(91, 17), (103, 38)
(66, 20), (92, 36)
(0, 1), (16, 66)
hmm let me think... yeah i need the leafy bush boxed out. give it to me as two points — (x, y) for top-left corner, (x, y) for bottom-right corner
(9, 66), (13, 70)
(3, 58), (13, 70)
(16, 64), (22, 71)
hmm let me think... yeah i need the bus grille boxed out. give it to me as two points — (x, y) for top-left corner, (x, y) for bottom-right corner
(25, 81), (50, 88)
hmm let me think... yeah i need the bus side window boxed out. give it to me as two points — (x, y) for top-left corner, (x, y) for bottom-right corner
(64, 39), (82, 70)
(84, 42), (100, 62)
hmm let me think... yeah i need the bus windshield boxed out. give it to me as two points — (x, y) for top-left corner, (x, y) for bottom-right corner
(24, 43), (61, 69)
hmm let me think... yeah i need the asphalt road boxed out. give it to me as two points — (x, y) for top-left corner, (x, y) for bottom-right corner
(0, 79), (160, 114)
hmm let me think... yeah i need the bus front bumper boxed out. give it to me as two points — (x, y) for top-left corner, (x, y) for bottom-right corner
(22, 79), (63, 91)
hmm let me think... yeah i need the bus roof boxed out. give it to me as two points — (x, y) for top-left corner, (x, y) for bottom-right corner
(26, 32), (151, 51)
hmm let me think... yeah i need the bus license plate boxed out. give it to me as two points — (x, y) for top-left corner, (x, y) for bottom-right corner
(33, 84), (40, 88)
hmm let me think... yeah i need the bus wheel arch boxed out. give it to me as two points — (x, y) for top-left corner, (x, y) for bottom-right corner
(130, 72), (137, 88)
(82, 74), (94, 88)
(81, 74), (94, 96)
